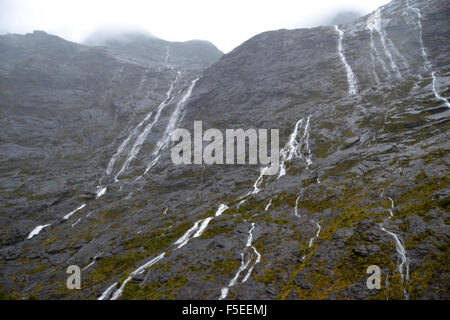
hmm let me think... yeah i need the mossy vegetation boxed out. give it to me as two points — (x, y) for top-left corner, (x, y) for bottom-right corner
(121, 274), (188, 299)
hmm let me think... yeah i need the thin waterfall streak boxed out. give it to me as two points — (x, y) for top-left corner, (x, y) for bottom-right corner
(82, 252), (102, 270)
(165, 44), (171, 67)
(242, 246), (261, 283)
(367, 11), (390, 77)
(106, 120), (146, 175)
(303, 116), (312, 167)
(386, 37), (409, 70)
(406, 4), (431, 72)
(153, 78), (199, 156)
(98, 283), (118, 300)
(251, 167), (267, 195)
(294, 195), (301, 218)
(368, 28), (380, 84)
(219, 223), (260, 300)
(109, 252), (165, 300)
(265, 199), (272, 211)
(27, 224), (51, 239)
(406, 4), (449, 108)
(334, 25), (358, 95)
(63, 204), (86, 220)
(102, 203), (227, 300)
(140, 78), (199, 178)
(373, 8), (402, 79)
(431, 72), (450, 108)
(114, 72), (181, 181)
(380, 194), (410, 300)
(193, 217), (214, 238)
(278, 115), (313, 179)
(174, 221), (200, 249)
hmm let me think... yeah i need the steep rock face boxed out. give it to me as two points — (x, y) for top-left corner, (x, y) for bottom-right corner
(0, 31), (221, 246)
(0, 0), (449, 300)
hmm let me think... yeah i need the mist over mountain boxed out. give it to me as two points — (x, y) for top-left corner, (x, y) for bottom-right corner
(83, 29), (223, 70)
(325, 10), (363, 25)
(83, 29), (159, 46)
(0, 0), (449, 300)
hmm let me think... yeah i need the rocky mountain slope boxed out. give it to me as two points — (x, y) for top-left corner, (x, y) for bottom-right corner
(0, 0), (449, 300)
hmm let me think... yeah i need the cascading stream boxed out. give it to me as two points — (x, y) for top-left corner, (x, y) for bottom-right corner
(165, 44), (170, 67)
(294, 194), (302, 218)
(141, 77), (200, 177)
(27, 202), (87, 240)
(63, 204), (86, 220)
(278, 115), (312, 179)
(174, 203), (229, 248)
(82, 252), (103, 270)
(114, 72), (181, 181)
(308, 221), (322, 249)
(367, 13), (387, 83)
(334, 25), (358, 95)
(219, 223), (261, 300)
(264, 199), (272, 211)
(109, 252), (166, 300)
(379, 196), (410, 299)
(405, 2), (450, 109)
(95, 186), (107, 199)
(431, 73), (450, 109)
(371, 9), (402, 79)
(27, 224), (51, 240)
(99, 203), (228, 300)
(106, 111), (153, 176)
(293, 192), (321, 260)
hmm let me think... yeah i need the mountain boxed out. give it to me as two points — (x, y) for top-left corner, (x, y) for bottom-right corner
(326, 11), (363, 26)
(0, 0), (449, 300)
(84, 30), (223, 70)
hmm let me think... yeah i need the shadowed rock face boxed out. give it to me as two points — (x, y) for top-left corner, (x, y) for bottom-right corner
(0, 0), (449, 300)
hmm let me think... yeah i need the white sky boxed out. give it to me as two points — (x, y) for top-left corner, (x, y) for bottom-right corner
(0, 0), (390, 52)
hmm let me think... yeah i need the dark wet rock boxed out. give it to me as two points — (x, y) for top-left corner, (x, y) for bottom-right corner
(343, 136), (360, 149)
(340, 279), (380, 299)
(294, 275), (314, 290)
(334, 228), (354, 240)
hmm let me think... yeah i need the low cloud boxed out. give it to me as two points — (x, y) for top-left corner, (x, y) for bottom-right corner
(0, 0), (390, 52)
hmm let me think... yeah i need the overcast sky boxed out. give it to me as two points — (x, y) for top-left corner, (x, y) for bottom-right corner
(0, 0), (390, 52)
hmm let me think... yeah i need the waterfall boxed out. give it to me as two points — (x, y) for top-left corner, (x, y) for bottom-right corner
(165, 43), (171, 68)
(380, 196), (410, 299)
(95, 186), (107, 199)
(334, 25), (358, 95)
(278, 115), (312, 179)
(265, 199), (272, 211)
(219, 223), (261, 300)
(175, 204), (229, 248)
(99, 204), (228, 300)
(98, 283), (118, 300)
(294, 194), (302, 218)
(431, 72), (450, 108)
(308, 221), (321, 248)
(27, 224), (51, 239)
(140, 78), (199, 178)
(367, 13), (389, 83)
(406, 4), (449, 108)
(106, 114), (151, 175)
(82, 252), (103, 270)
(372, 9), (402, 79)
(63, 203), (86, 220)
(114, 72), (181, 181)
(405, 3), (432, 73)
(109, 252), (166, 300)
